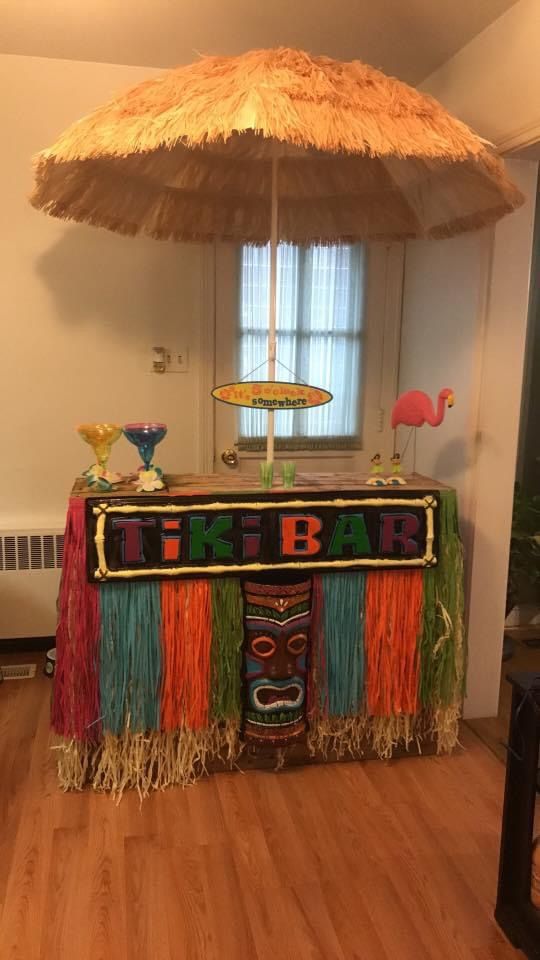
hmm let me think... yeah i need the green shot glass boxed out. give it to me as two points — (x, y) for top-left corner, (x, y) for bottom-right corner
(281, 461), (296, 488)
(259, 462), (274, 489)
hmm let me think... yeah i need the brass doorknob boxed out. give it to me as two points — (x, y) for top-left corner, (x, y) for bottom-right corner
(221, 448), (239, 468)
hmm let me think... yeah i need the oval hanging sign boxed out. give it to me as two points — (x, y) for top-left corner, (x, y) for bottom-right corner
(211, 381), (333, 410)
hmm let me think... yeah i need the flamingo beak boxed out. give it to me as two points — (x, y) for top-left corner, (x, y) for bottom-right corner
(448, 394), (455, 408)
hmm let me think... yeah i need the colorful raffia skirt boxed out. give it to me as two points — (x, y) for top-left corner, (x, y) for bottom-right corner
(52, 489), (465, 797)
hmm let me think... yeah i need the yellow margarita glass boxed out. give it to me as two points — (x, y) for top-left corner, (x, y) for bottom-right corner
(77, 423), (122, 483)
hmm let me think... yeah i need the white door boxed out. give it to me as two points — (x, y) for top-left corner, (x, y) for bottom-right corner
(212, 241), (403, 478)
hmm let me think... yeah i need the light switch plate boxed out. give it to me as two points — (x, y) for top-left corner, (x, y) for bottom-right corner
(167, 347), (189, 373)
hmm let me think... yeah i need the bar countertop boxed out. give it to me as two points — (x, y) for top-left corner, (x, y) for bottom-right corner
(72, 471), (451, 499)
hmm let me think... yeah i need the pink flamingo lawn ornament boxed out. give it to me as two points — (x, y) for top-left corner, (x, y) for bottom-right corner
(391, 387), (455, 429)
(391, 387), (454, 475)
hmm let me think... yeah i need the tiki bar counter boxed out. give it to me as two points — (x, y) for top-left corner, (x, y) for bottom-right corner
(53, 472), (465, 796)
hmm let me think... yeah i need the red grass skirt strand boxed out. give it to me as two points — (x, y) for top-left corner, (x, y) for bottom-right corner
(52, 497), (101, 740)
(160, 580), (212, 731)
(307, 574), (327, 721)
(364, 570), (423, 717)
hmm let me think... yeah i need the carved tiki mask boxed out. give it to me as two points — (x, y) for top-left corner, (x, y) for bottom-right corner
(241, 576), (312, 745)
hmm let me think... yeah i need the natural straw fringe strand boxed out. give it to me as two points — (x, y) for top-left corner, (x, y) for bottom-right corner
(53, 721), (243, 800)
(368, 714), (419, 760)
(52, 734), (97, 791)
(307, 715), (368, 760)
(307, 714), (423, 761)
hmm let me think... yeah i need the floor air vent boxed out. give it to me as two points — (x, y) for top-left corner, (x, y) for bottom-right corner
(1, 663), (37, 680)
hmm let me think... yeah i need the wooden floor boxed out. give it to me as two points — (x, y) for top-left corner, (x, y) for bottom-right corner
(0, 656), (527, 960)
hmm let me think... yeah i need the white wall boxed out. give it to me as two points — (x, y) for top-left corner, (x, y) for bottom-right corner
(400, 163), (537, 718)
(401, 0), (540, 717)
(421, 0), (540, 152)
(0, 54), (210, 530)
(397, 229), (488, 516)
(465, 164), (537, 715)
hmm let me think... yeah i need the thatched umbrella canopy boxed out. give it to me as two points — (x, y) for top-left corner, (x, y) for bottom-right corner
(31, 47), (523, 467)
(30, 47), (523, 245)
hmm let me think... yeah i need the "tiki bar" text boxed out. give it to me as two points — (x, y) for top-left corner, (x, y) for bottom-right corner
(88, 494), (438, 580)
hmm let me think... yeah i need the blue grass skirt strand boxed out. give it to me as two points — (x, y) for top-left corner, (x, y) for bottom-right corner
(322, 572), (365, 716)
(99, 582), (162, 735)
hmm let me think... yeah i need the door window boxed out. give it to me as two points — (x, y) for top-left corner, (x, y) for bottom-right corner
(238, 244), (364, 450)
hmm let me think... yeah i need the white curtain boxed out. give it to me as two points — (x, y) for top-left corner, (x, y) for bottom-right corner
(238, 244), (364, 441)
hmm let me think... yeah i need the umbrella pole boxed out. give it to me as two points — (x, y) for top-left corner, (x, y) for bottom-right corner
(266, 151), (279, 467)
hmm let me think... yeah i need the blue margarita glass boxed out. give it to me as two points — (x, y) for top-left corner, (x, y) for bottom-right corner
(123, 422), (167, 472)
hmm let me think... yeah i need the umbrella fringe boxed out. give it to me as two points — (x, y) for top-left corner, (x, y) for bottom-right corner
(29, 188), (521, 246)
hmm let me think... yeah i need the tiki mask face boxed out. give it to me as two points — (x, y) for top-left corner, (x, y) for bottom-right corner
(242, 577), (312, 745)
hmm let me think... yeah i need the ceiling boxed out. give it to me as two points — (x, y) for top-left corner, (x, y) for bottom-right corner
(2, 0), (519, 85)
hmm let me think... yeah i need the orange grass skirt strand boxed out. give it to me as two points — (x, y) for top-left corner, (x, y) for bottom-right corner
(160, 580), (212, 731)
(364, 570), (423, 717)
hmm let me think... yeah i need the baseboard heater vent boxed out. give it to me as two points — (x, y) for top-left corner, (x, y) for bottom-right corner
(2, 663), (37, 680)
(0, 533), (64, 572)
(0, 527), (64, 640)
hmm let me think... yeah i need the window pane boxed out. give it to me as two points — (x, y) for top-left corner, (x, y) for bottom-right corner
(238, 243), (364, 441)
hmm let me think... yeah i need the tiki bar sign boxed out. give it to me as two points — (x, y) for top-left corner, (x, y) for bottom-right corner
(87, 492), (438, 581)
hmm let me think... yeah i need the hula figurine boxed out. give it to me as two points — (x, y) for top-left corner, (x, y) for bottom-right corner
(386, 451), (407, 485)
(367, 453), (386, 486)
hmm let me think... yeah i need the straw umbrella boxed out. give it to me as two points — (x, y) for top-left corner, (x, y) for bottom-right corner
(30, 47), (523, 466)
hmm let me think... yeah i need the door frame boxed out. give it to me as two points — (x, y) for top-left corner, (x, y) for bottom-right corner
(197, 242), (218, 473)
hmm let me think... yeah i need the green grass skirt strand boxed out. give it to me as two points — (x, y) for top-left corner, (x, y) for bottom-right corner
(210, 578), (244, 722)
(99, 582), (162, 735)
(322, 572), (365, 716)
(419, 489), (466, 711)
